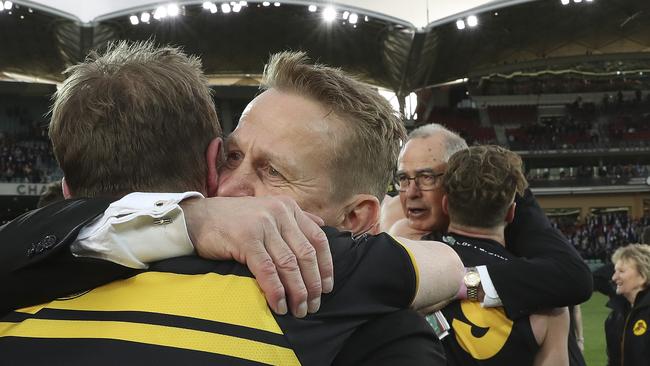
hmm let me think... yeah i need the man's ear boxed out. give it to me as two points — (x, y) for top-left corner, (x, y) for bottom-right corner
(61, 177), (72, 199)
(205, 137), (222, 197)
(340, 194), (380, 235)
(442, 194), (450, 216)
(505, 202), (517, 224)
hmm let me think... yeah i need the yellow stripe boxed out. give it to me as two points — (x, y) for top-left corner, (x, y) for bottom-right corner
(0, 319), (299, 365)
(15, 304), (48, 315)
(19, 272), (282, 335)
(388, 234), (420, 304)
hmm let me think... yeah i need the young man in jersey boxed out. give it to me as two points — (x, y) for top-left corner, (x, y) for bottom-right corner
(439, 145), (569, 366)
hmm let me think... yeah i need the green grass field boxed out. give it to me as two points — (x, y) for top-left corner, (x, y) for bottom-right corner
(582, 292), (610, 366)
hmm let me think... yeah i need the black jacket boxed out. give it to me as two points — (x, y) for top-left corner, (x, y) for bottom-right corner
(0, 198), (444, 366)
(0, 189), (593, 319)
(605, 288), (650, 366)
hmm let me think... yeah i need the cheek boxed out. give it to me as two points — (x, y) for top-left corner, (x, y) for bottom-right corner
(634, 273), (647, 287)
(399, 193), (407, 209)
(422, 191), (443, 210)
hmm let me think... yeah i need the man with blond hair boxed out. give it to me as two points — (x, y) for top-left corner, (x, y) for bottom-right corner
(0, 43), (461, 365)
(438, 145), (569, 365)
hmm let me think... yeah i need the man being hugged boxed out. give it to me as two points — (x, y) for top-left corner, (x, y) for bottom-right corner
(439, 145), (569, 366)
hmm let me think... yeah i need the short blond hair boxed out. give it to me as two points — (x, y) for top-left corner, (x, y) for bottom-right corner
(50, 41), (221, 197)
(612, 244), (650, 286)
(261, 51), (406, 201)
(443, 145), (528, 228)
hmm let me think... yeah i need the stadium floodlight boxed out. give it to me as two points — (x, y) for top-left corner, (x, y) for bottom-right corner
(4, 1), (12, 10)
(308, 5), (317, 12)
(342, 11), (349, 20)
(456, 19), (466, 30)
(262, 1), (270, 6)
(560, 0), (570, 4)
(210, 3), (218, 13)
(153, 6), (167, 19)
(233, 4), (241, 12)
(274, 2), (280, 6)
(130, 15), (139, 25)
(140, 12), (151, 22)
(322, 6), (336, 22)
(586, 0), (593, 2)
(167, 4), (180, 17)
(364, 15), (369, 22)
(221, 3), (231, 13)
(349, 13), (358, 24)
(202, 1), (212, 9)
(573, 0), (582, 3)
(467, 15), (478, 27)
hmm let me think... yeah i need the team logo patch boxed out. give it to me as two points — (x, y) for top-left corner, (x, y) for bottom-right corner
(452, 301), (513, 360)
(633, 319), (647, 336)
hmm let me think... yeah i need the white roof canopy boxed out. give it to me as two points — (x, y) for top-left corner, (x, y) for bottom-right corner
(20, 0), (530, 28)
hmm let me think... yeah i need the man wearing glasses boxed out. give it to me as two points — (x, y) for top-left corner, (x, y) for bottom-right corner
(389, 124), (467, 240)
(388, 123), (591, 322)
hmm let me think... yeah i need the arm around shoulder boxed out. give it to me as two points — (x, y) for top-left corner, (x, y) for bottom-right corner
(395, 237), (464, 311)
(489, 190), (592, 318)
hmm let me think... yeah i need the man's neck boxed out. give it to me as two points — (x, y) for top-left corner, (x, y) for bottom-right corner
(447, 222), (505, 247)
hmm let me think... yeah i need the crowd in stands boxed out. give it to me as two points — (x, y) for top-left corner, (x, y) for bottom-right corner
(506, 92), (650, 150)
(0, 106), (61, 185)
(526, 164), (649, 184)
(551, 212), (650, 261)
(474, 75), (650, 96)
(0, 133), (60, 183)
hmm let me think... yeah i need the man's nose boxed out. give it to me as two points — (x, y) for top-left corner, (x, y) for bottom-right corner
(404, 179), (421, 197)
(217, 168), (257, 197)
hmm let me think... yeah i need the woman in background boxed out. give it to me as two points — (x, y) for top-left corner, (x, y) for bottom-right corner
(605, 244), (650, 366)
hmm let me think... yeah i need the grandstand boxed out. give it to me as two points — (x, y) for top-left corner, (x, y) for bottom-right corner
(2, 1), (648, 255)
(2, 0), (650, 364)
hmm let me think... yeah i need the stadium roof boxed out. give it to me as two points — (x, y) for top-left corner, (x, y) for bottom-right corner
(2, 0), (649, 96)
(24, 0), (523, 29)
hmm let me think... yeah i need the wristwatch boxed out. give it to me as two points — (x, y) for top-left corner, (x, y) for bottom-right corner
(464, 267), (481, 301)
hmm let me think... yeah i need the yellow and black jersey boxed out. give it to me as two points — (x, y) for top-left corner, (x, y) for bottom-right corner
(0, 227), (418, 366)
(440, 233), (539, 366)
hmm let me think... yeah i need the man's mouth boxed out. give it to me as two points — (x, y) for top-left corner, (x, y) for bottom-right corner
(407, 208), (428, 218)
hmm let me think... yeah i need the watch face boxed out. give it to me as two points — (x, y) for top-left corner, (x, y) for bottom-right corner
(464, 272), (481, 287)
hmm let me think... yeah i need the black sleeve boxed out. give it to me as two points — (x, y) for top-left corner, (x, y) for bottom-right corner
(487, 189), (593, 319)
(324, 229), (418, 311)
(593, 263), (616, 298)
(332, 309), (446, 366)
(276, 229), (419, 366)
(0, 198), (135, 314)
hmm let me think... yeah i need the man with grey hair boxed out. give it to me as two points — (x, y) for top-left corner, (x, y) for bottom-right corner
(387, 124), (468, 239)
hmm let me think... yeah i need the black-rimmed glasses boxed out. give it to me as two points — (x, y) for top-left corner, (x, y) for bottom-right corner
(396, 171), (444, 191)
